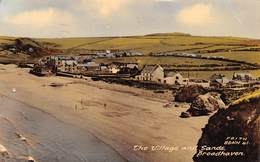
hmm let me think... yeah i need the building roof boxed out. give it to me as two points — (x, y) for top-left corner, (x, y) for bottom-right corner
(57, 56), (75, 60)
(64, 60), (77, 66)
(213, 78), (230, 84)
(126, 63), (138, 69)
(142, 65), (163, 74)
(85, 62), (100, 67)
(210, 74), (225, 79)
(233, 73), (253, 77)
(77, 64), (88, 67)
(167, 71), (181, 77)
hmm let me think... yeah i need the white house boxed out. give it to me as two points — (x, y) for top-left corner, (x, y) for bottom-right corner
(59, 60), (78, 73)
(109, 64), (120, 74)
(136, 65), (164, 82)
(233, 72), (254, 82)
(137, 65), (189, 85)
(164, 72), (188, 85)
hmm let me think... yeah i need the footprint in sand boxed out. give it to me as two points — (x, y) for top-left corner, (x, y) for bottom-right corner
(18, 155), (36, 162)
(15, 133), (28, 143)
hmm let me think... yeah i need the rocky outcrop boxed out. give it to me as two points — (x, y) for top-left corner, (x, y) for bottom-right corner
(186, 92), (226, 116)
(220, 87), (259, 104)
(193, 91), (260, 162)
(2, 38), (43, 56)
(175, 85), (208, 103)
(1, 38), (60, 58)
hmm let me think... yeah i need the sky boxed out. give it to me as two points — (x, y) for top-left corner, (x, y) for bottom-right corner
(0, 0), (260, 38)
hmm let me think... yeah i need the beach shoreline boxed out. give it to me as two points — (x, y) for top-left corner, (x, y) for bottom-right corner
(0, 64), (209, 162)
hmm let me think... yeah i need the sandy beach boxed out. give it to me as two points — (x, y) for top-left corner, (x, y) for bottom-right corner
(0, 64), (209, 162)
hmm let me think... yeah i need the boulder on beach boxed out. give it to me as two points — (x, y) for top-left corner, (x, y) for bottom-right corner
(187, 92), (226, 116)
(0, 144), (8, 156)
(26, 156), (35, 162)
(175, 85), (208, 103)
(180, 112), (192, 118)
(18, 155), (36, 162)
(193, 90), (260, 162)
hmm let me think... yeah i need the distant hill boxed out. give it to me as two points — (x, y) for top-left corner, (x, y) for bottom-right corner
(0, 33), (260, 66)
(37, 33), (260, 65)
(145, 32), (192, 37)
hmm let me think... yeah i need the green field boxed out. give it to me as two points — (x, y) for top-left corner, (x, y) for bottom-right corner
(2, 33), (260, 60)
(180, 69), (260, 79)
(1, 33), (260, 78)
(95, 56), (260, 78)
(0, 36), (16, 44)
(37, 37), (112, 49)
(36, 34), (260, 54)
(205, 52), (260, 64)
(35, 33), (260, 65)
(95, 56), (232, 66)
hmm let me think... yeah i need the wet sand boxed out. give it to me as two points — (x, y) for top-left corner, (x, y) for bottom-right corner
(0, 95), (127, 162)
(0, 64), (209, 162)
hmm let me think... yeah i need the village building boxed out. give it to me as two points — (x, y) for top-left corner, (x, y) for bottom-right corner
(74, 56), (91, 64)
(226, 80), (244, 88)
(97, 50), (115, 58)
(164, 72), (189, 85)
(76, 64), (88, 73)
(59, 60), (78, 73)
(130, 51), (143, 56)
(97, 53), (106, 58)
(136, 65), (188, 85)
(84, 62), (101, 71)
(210, 74), (229, 87)
(233, 72), (254, 82)
(126, 63), (139, 69)
(109, 64), (120, 74)
(114, 63), (139, 75)
(188, 79), (210, 87)
(136, 65), (164, 82)
(30, 64), (53, 76)
(100, 65), (109, 72)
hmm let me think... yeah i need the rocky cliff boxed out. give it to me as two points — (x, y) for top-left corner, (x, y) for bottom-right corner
(193, 91), (260, 162)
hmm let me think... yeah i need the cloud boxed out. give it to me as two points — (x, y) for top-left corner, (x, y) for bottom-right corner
(81, 0), (131, 17)
(176, 3), (216, 26)
(154, 0), (176, 2)
(0, 0), (260, 38)
(4, 8), (74, 28)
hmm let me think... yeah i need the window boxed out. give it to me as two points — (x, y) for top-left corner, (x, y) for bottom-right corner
(176, 76), (179, 80)
(164, 80), (167, 84)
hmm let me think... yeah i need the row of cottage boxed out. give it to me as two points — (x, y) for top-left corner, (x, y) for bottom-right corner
(136, 65), (257, 87)
(33, 55), (257, 87)
(136, 65), (189, 85)
(33, 55), (138, 76)
(33, 56), (188, 85)
(39, 56), (188, 85)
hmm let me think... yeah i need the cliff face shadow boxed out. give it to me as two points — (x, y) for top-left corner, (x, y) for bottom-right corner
(193, 93), (259, 162)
